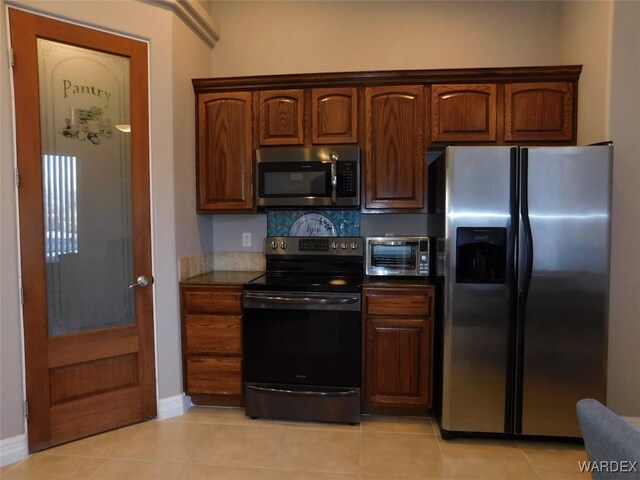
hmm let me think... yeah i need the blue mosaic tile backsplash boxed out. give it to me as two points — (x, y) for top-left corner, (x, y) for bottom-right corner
(267, 210), (361, 237)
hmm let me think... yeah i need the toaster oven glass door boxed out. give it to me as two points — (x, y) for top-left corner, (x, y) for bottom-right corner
(370, 243), (417, 270)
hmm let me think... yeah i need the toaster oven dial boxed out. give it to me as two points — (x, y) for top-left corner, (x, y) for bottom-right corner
(331, 241), (338, 250)
(280, 241), (288, 250)
(270, 241), (278, 250)
(351, 242), (358, 250)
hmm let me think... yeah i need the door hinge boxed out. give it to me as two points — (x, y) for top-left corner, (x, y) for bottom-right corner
(8, 48), (14, 68)
(24, 400), (28, 419)
(15, 169), (20, 188)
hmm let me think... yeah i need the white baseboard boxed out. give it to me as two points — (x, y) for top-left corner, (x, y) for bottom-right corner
(157, 393), (191, 420)
(0, 433), (29, 467)
(1, 395), (194, 466)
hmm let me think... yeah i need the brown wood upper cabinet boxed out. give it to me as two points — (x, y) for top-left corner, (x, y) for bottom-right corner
(259, 89), (305, 145)
(364, 85), (426, 210)
(311, 87), (358, 144)
(504, 82), (575, 143)
(431, 84), (497, 142)
(193, 66), (580, 212)
(197, 92), (253, 212)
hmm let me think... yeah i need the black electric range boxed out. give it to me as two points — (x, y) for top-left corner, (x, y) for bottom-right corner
(243, 236), (364, 424)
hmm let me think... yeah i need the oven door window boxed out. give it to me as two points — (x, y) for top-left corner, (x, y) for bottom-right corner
(259, 162), (331, 197)
(244, 307), (361, 387)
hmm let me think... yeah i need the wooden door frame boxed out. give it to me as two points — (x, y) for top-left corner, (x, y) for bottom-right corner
(9, 8), (156, 452)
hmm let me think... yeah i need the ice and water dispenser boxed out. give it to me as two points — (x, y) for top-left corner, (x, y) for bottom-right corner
(455, 227), (507, 284)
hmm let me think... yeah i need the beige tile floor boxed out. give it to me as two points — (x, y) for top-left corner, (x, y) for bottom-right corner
(1, 407), (589, 479)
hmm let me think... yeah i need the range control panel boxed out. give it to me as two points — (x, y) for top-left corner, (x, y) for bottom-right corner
(266, 236), (363, 256)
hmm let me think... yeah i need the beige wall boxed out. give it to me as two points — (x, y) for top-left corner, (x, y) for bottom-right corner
(210, 0), (562, 76)
(0, 0), (213, 443)
(558, 1), (612, 145)
(606, 0), (640, 416)
(0, 2), (24, 444)
(173, 14), (214, 258)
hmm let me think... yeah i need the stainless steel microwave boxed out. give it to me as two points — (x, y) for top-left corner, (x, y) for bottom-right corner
(255, 146), (360, 209)
(366, 236), (431, 277)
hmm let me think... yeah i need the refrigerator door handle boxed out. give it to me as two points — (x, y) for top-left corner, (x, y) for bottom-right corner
(519, 148), (534, 302)
(504, 146), (520, 433)
(513, 147), (534, 434)
(508, 147), (519, 291)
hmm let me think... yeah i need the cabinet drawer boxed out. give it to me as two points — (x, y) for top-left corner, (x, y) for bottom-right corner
(183, 288), (241, 314)
(185, 314), (242, 355)
(365, 289), (433, 317)
(186, 356), (242, 396)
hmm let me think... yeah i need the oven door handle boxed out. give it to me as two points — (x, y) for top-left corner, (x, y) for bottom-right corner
(246, 385), (359, 397)
(243, 292), (361, 311)
(243, 293), (359, 306)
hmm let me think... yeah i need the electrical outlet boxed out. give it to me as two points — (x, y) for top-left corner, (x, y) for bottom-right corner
(242, 232), (251, 247)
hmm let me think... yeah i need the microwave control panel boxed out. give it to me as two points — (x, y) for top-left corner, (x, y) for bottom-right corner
(336, 161), (358, 197)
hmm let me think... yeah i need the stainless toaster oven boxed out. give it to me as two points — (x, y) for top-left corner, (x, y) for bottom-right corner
(365, 236), (431, 277)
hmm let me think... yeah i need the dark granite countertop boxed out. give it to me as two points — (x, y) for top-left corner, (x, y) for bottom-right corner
(180, 270), (264, 286)
(181, 271), (438, 289)
(363, 276), (438, 288)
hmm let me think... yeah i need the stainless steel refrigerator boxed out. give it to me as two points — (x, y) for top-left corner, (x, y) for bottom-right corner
(439, 145), (612, 438)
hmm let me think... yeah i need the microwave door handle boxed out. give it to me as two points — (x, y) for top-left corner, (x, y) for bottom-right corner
(330, 160), (337, 204)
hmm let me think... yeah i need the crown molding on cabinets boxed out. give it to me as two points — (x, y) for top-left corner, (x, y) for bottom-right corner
(192, 65), (583, 92)
(141, 0), (220, 48)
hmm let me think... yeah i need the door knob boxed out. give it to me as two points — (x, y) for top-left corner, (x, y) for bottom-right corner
(129, 275), (150, 288)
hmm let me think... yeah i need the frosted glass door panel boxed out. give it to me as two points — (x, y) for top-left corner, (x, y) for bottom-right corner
(38, 39), (134, 335)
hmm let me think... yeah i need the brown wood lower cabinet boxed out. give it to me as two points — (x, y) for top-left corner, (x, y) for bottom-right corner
(180, 285), (243, 406)
(363, 286), (434, 415)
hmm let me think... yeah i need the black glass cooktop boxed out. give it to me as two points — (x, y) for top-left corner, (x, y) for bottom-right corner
(244, 272), (363, 293)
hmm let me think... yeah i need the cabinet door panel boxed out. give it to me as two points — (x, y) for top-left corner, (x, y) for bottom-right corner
(431, 84), (497, 142)
(504, 82), (575, 142)
(311, 87), (358, 144)
(366, 318), (430, 406)
(197, 92), (253, 212)
(259, 89), (304, 145)
(365, 86), (426, 210)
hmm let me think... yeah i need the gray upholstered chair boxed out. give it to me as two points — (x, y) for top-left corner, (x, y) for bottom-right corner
(576, 399), (640, 479)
